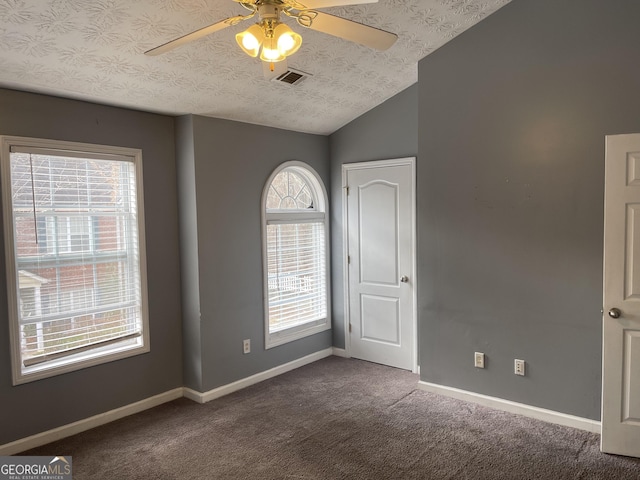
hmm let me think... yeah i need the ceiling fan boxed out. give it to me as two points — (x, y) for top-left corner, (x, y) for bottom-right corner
(145, 0), (397, 76)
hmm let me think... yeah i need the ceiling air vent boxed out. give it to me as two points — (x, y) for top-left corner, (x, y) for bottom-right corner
(271, 67), (311, 86)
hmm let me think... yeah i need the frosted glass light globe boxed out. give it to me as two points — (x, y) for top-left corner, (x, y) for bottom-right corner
(242, 34), (259, 51)
(278, 33), (295, 52)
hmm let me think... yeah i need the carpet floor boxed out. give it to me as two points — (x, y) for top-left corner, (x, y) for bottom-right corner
(24, 356), (640, 479)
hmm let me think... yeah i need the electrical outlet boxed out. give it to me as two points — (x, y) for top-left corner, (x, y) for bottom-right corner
(243, 339), (250, 354)
(514, 359), (525, 376)
(474, 352), (485, 369)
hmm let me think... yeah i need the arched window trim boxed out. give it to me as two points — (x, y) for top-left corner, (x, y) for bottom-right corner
(261, 161), (331, 349)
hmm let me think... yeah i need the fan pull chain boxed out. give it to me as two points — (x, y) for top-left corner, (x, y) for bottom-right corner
(270, 62), (275, 72)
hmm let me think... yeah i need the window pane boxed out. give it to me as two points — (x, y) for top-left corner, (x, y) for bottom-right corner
(266, 171), (314, 210)
(8, 148), (145, 373)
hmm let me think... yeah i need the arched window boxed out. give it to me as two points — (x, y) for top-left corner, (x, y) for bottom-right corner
(262, 161), (330, 348)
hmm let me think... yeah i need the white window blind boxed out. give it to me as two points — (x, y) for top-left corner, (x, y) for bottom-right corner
(267, 221), (326, 331)
(1, 137), (149, 384)
(263, 163), (330, 348)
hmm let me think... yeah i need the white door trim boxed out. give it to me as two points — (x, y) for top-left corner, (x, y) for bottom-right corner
(342, 157), (418, 372)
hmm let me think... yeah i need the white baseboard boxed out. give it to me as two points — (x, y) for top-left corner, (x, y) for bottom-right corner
(184, 347), (334, 404)
(331, 347), (349, 358)
(0, 388), (183, 456)
(417, 381), (601, 434)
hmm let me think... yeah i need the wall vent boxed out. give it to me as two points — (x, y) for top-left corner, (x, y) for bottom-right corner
(271, 67), (311, 86)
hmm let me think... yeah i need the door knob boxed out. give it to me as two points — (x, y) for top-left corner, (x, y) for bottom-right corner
(608, 308), (622, 319)
(400, 275), (409, 283)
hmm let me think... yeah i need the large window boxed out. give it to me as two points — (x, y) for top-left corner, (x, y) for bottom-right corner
(1, 136), (149, 384)
(262, 162), (330, 348)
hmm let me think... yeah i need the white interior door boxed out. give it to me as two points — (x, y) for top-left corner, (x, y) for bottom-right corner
(602, 133), (640, 457)
(344, 158), (416, 371)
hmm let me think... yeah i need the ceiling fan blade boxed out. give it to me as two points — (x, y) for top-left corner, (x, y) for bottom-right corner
(144, 14), (252, 56)
(294, 0), (377, 8)
(302, 11), (397, 50)
(263, 59), (289, 80)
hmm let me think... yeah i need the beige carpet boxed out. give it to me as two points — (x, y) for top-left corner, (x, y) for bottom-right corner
(24, 357), (640, 479)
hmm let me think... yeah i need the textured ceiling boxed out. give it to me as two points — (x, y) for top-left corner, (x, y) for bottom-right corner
(0, 0), (510, 135)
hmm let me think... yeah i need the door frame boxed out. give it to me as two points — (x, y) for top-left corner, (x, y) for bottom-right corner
(342, 157), (418, 373)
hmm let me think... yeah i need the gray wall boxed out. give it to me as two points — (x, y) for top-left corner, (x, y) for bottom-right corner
(418, 0), (640, 420)
(177, 115), (332, 392)
(329, 85), (418, 349)
(0, 89), (183, 444)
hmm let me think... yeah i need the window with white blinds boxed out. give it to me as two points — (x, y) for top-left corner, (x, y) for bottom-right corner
(1, 136), (149, 384)
(262, 162), (330, 348)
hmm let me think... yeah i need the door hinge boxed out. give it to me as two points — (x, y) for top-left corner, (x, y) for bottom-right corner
(347, 255), (351, 264)
(349, 323), (352, 333)
(344, 185), (349, 195)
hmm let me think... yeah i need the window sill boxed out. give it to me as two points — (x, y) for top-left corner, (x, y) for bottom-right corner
(13, 337), (149, 385)
(265, 320), (330, 349)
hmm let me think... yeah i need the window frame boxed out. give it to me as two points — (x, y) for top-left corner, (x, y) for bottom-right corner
(1, 136), (150, 385)
(261, 161), (331, 349)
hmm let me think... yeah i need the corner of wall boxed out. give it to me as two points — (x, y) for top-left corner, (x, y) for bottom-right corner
(175, 115), (203, 391)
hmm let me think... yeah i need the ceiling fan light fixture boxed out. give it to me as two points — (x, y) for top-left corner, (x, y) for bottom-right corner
(236, 17), (302, 63)
(236, 24), (264, 57)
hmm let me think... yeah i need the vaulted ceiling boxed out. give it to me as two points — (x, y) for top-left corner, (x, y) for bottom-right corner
(0, 0), (510, 135)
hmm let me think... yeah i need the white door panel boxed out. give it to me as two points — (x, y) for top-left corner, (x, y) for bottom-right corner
(359, 181), (399, 285)
(344, 159), (415, 371)
(602, 133), (640, 457)
(361, 294), (400, 345)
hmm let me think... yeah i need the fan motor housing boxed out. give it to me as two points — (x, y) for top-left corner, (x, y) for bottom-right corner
(257, 4), (281, 21)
